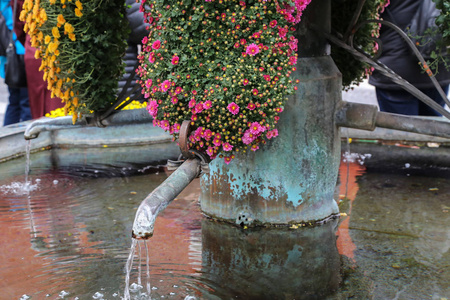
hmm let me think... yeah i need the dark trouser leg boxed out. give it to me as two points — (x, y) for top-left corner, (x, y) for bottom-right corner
(376, 86), (448, 116)
(18, 87), (31, 122)
(4, 87), (21, 126)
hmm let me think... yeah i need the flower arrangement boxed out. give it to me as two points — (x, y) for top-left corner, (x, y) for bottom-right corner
(137, 0), (311, 164)
(330, 0), (390, 89)
(20, 0), (130, 122)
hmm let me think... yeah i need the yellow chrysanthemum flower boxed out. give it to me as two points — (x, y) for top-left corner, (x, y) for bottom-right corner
(19, 10), (27, 22)
(68, 33), (76, 41)
(57, 14), (65, 26)
(39, 8), (47, 22)
(75, 0), (83, 10)
(52, 26), (60, 38)
(75, 8), (83, 17)
(44, 35), (51, 44)
(64, 22), (74, 34)
(48, 41), (59, 53)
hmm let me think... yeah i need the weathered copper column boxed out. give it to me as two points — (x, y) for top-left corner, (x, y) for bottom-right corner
(200, 0), (341, 226)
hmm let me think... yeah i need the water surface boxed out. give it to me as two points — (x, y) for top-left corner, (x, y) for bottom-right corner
(0, 156), (448, 299)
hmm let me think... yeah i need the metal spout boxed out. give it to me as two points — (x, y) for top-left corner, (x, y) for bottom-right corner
(24, 116), (87, 140)
(24, 108), (153, 140)
(132, 158), (202, 239)
(336, 101), (450, 139)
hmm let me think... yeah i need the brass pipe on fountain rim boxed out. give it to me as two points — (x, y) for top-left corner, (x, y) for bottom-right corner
(23, 108), (153, 140)
(336, 101), (450, 139)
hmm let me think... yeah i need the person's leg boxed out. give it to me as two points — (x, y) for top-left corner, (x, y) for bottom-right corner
(3, 87), (21, 126)
(18, 87), (31, 122)
(418, 85), (449, 116)
(375, 88), (419, 115)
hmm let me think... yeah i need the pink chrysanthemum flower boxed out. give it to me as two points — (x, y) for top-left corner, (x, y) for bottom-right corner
(203, 100), (212, 110)
(160, 120), (170, 130)
(171, 55), (179, 65)
(242, 131), (255, 145)
(147, 100), (158, 118)
(203, 129), (213, 140)
(195, 103), (204, 114)
(227, 102), (240, 115)
(174, 86), (182, 95)
(222, 142), (233, 151)
(148, 52), (156, 63)
(251, 144), (259, 151)
(173, 123), (181, 133)
(245, 43), (260, 56)
(152, 40), (161, 50)
(160, 80), (171, 92)
(224, 156), (233, 165)
(206, 146), (215, 157)
(266, 129), (279, 139)
(249, 122), (263, 134)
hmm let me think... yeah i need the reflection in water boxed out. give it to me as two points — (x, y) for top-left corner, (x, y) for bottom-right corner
(200, 219), (340, 299)
(0, 159), (449, 299)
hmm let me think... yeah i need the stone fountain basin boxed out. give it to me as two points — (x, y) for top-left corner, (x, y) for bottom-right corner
(0, 118), (181, 176)
(1, 116), (448, 173)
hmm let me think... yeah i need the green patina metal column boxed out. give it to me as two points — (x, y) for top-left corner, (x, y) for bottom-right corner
(199, 0), (341, 226)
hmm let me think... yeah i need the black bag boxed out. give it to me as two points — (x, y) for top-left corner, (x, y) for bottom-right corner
(4, 0), (27, 88)
(407, 0), (445, 60)
(0, 12), (10, 56)
(5, 42), (27, 88)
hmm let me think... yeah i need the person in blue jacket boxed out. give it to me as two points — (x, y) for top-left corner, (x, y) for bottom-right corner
(0, 0), (30, 126)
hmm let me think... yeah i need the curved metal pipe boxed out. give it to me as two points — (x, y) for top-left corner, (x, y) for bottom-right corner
(24, 108), (152, 140)
(336, 101), (450, 139)
(132, 158), (202, 240)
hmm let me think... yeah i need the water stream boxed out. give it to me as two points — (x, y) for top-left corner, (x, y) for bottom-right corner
(0, 154), (448, 299)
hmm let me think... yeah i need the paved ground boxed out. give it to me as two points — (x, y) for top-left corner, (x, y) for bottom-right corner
(0, 79), (379, 127)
